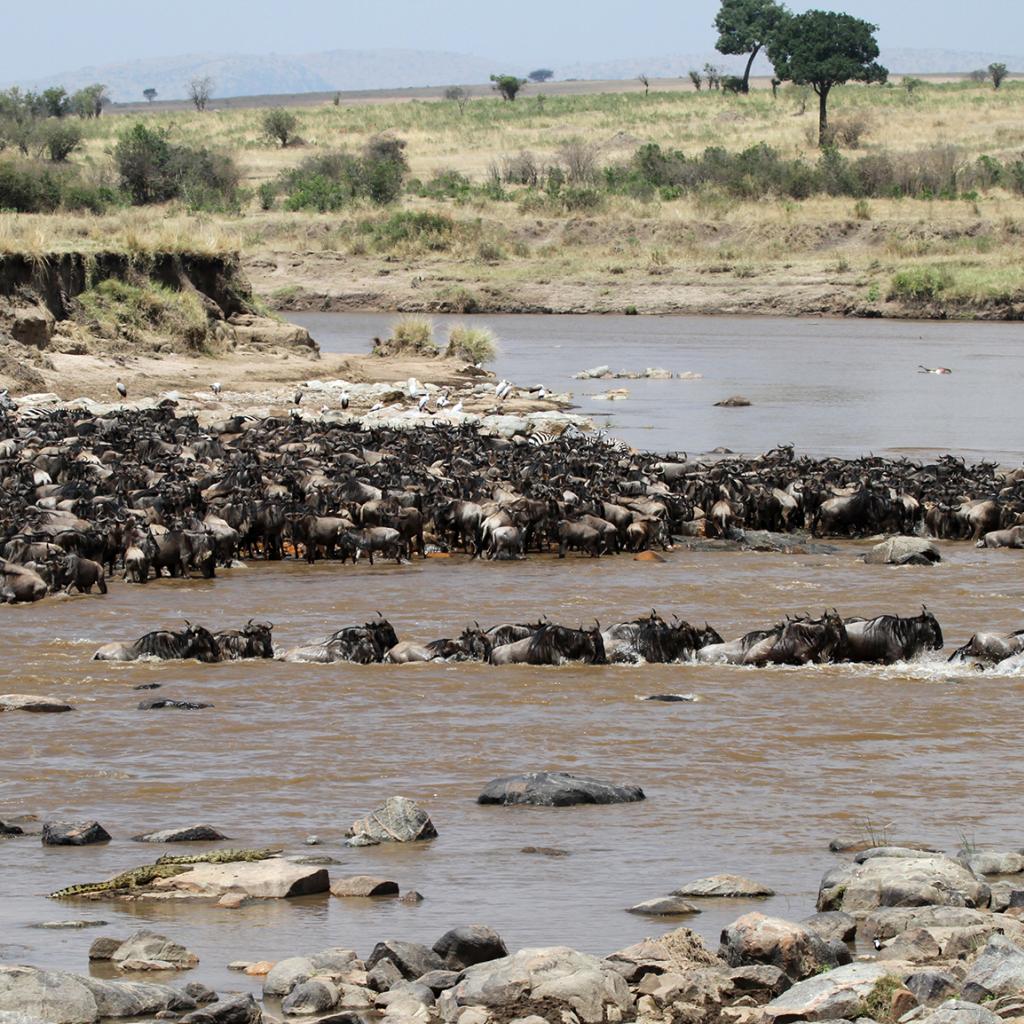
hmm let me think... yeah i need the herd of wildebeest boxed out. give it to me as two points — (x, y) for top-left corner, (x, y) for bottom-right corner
(3, 403), (1024, 670)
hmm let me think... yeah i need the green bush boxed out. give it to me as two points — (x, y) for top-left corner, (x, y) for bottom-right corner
(38, 120), (83, 162)
(0, 159), (62, 211)
(373, 316), (439, 357)
(446, 323), (498, 363)
(369, 210), (454, 251)
(261, 108), (299, 147)
(281, 137), (407, 211)
(889, 266), (954, 301)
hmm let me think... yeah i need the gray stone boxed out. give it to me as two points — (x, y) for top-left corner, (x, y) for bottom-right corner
(183, 981), (218, 1005)
(960, 934), (1024, 1001)
(180, 993), (263, 1023)
(673, 874), (775, 898)
(348, 797), (437, 843)
(153, 860), (328, 899)
(905, 971), (958, 1007)
(131, 825), (228, 843)
(863, 537), (941, 566)
(33, 921), (107, 931)
(864, 907), (996, 941)
(366, 959), (404, 992)
(920, 1000), (1004, 1024)
(817, 855), (990, 913)
(418, 970), (463, 994)
(366, 940), (444, 981)
(41, 821), (110, 847)
(729, 964), (792, 998)
(88, 936), (124, 961)
(604, 926), (720, 982)
(628, 896), (702, 916)
(0, 1012), (48, 1024)
(282, 979), (339, 1015)
(762, 962), (895, 1022)
(79, 976), (197, 1018)
(720, 912), (841, 981)
(477, 772), (644, 807)
(0, 694), (73, 713)
(803, 912), (857, 943)
(309, 949), (359, 974)
(330, 875), (399, 897)
(110, 930), (199, 969)
(715, 395), (753, 407)
(958, 850), (1024, 877)
(854, 847), (942, 864)
(433, 926), (508, 970)
(442, 947), (634, 1024)
(377, 982), (434, 1006)
(0, 967), (97, 1024)
(264, 957), (316, 997)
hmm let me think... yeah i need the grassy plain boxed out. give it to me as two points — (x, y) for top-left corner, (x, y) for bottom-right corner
(7, 78), (1024, 318)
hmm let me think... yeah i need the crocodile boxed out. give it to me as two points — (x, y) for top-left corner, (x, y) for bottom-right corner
(49, 847), (283, 899)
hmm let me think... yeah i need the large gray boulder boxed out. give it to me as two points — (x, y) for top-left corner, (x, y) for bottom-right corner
(477, 772), (644, 807)
(863, 537), (941, 566)
(179, 994), (263, 1023)
(109, 930), (199, 969)
(920, 1000), (1005, 1024)
(865, 906), (999, 940)
(433, 926), (508, 970)
(957, 849), (1024, 877)
(153, 860), (328, 899)
(440, 947), (634, 1024)
(281, 978), (339, 1015)
(604, 926), (721, 983)
(41, 822), (110, 847)
(0, 968), (97, 1024)
(131, 825), (228, 843)
(78, 977), (197, 1018)
(762, 962), (896, 1022)
(347, 796), (437, 843)
(366, 940), (444, 981)
(263, 958), (315, 998)
(0, 1013), (48, 1024)
(817, 855), (990, 912)
(801, 911), (856, 943)
(673, 873), (775, 898)
(960, 934), (1024, 1001)
(719, 912), (841, 981)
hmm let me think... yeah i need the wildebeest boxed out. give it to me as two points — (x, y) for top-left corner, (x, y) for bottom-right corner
(948, 629), (1024, 667)
(842, 608), (944, 664)
(490, 623), (606, 665)
(214, 621), (275, 660)
(93, 623), (222, 662)
(602, 612), (722, 664)
(277, 619), (400, 664)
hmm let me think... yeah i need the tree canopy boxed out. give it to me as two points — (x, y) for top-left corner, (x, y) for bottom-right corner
(769, 10), (887, 143)
(490, 75), (526, 101)
(714, 0), (788, 93)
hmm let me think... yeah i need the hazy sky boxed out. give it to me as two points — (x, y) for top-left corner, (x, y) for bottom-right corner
(8, 0), (1022, 78)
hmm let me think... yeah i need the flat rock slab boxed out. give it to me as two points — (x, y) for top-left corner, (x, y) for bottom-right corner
(763, 962), (893, 1022)
(863, 536), (941, 566)
(131, 825), (228, 843)
(477, 772), (645, 807)
(0, 694), (73, 713)
(628, 897), (701, 916)
(330, 875), (399, 897)
(673, 874), (775, 898)
(42, 821), (111, 846)
(153, 860), (329, 899)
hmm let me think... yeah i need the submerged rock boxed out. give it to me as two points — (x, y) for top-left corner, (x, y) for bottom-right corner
(330, 875), (399, 897)
(715, 395), (752, 407)
(673, 874), (775, 898)
(131, 825), (228, 843)
(41, 821), (110, 847)
(110, 930), (199, 970)
(0, 694), (73, 713)
(347, 796), (437, 844)
(628, 897), (701, 916)
(863, 536), (941, 566)
(153, 860), (329, 900)
(477, 772), (645, 807)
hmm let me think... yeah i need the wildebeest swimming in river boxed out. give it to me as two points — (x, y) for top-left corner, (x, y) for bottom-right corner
(841, 608), (944, 665)
(948, 629), (1024, 668)
(277, 618), (400, 664)
(602, 611), (722, 664)
(490, 623), (607, 665)
(93, 623), (223, 663)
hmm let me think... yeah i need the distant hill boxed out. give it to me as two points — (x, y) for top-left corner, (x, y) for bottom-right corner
(9, 47), (1023, 104)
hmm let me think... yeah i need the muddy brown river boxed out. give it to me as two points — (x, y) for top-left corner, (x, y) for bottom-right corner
(4, 539), (1024, 993)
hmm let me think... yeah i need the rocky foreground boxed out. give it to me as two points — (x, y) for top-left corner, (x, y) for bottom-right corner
(7, 842), (1024, 1024)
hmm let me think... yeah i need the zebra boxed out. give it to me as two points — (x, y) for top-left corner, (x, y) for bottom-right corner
(527, 430), (561, 448)
(593, 429), (631, 453)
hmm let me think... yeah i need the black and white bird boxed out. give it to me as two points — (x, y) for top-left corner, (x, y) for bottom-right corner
(339, 391), (350, 410)
(417, 393), (430, 413)
(211, 382), (222, 397)
(538, 386), (548, 399)
(115, 379), (127, 400)
(872, 936), (883, 952)
(436, 391), (450, 409)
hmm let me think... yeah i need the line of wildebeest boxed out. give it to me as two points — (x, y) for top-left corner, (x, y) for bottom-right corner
(1, 403), (1023, 608)
(89, 608), (1024, 670)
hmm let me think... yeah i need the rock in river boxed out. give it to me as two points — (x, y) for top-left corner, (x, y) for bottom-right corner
(863, 536), (941, 566)
(330, 875), (399, 897)
(347, 796), (437, 843)
(153, 859), (329, 899)
(672, 873), (775, 898)
(109, 930), (199, 969)
(433, 925), (509, 970)
(628, 897), (701, 917)
(0, 694), (73, 713)
(41, 821), (111, 847)
(477, 771), (645, 807)
(366, 940), (445, 980)
(131, 825), (228, 843)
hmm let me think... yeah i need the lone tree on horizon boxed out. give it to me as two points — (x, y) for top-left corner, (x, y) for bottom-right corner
(714, 0), (788, 94)
(769, 10), (887, 145)
(491, 74), (527, 101)
(188, 76), (214, 112)
(143, 88), (157, 103)
(528, 69), (554, 82)
(988, 62), (1009, 89)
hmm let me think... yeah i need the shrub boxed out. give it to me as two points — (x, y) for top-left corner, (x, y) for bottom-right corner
(75, 279), (210, 349)
(0, 159), (62, 212)
(824, 115), (871, 149)
(444, 86), (471, 114)
(889, 266), (954, 301)
(38, 120), (83, 162)
(502, 150), (539, 185)
(559, 138), (598, 184)
(375, 316), (438, 357)
(491, 74), (526, 101)
(283, 138), (407, 210)
(446, 324), (498, 363)
(261, 108), (299, 147)
(370, 210), (453, 251)
(257, 181), (276, 210)
(411, 169), (473, 200)
(560, 186), (603, 211)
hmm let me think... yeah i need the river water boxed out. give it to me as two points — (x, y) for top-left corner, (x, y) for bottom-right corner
(4, 313), (1024, 997)
(294, 312), (1024, 461)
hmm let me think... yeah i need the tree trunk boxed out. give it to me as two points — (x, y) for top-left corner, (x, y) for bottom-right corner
(817, 85), (830, 146)
(742, 45), (762, 94)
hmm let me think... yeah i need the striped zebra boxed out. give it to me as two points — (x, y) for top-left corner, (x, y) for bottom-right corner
(593, 429), (631, 454)
(527, 430), (561, 448)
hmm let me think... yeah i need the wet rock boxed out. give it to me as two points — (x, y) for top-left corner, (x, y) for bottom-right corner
(0, 694), (73, 713)
(817, 855), (990, 912)
(477, 772), (645, 807)
(920, 1000), (1004, 1024)
(0, 966), (97, 1023)
(33, 920), (108, 930)
(137, 699), (213, 710)
(79, 976), (197, 1018)
(802, 911), (857, 944)
(762, 962), (895, 1022)
(183, 981), (218, 1005)
(905, 971), (959, 1007)
(960, 934), (1024, 1001)
(344, 834), (380, 848)
(179, 993), (263, 1023)
(574, 365), (611, 380)
(283, 978), (339, 1015)
(628, 897), (702, 916)
(111, 930), (199, 969)
(154, 860), (329, 899)
(89, 936), (125, 960)
(441, 947), (634, 1024)
(673, 874), (775, 898)
(0, 822), (23, 836)
(366, 959), (404, 993)
(433, 926), (509, 970)
(958, 849), (1024, 876)
(347, 796), (437, 843)
(400, 890), (424, 904)
(863, 537), (941, 566)
(330, 875), (399, 897)
(41, 821), (111, 846)
(854, 845), (941, 863)
(132, 825), (228, 843)
(366, 940), (444, 981)
(729, 964), (792, 999)
(605, 926), (720, 983)
(418, 970), (463, 994)
(715, 395), (752, 407)
(264, 958), (315, 997)
(640, 693), (698, 702)
(520, 846), (569, 857)
(720, 912), (841, 981)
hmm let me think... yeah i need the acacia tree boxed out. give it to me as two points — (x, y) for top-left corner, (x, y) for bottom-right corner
(490, 74), (526, 101)
(714, 0), (788, 94)
(143, 88), (158, 103)
(989, 63), (1009, 89)
(769, 10), (887, 145)
(189, 76), (213, 112)
(444, 85), (471, 114)
(528, 69), (554, 82)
